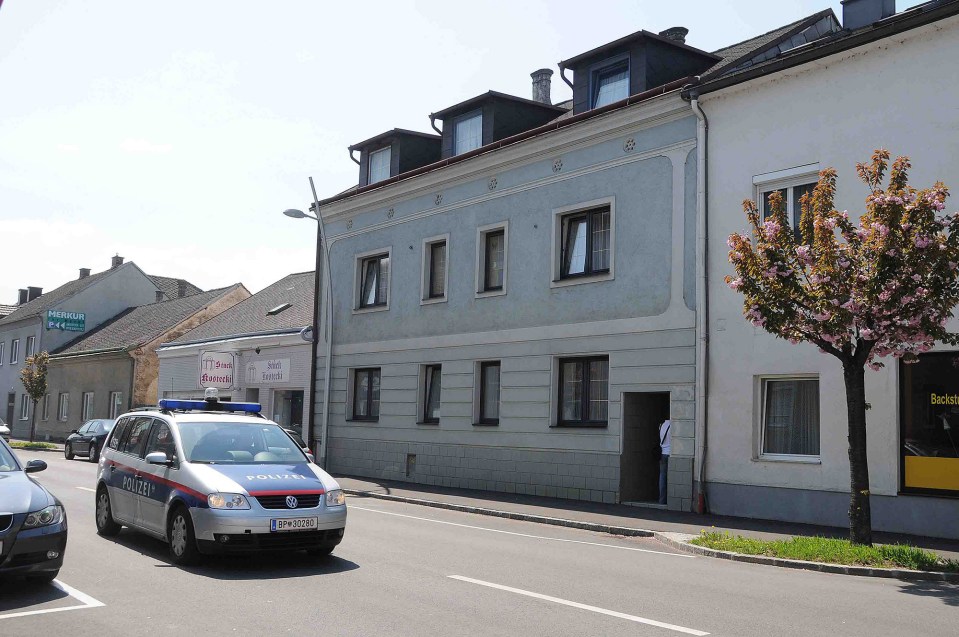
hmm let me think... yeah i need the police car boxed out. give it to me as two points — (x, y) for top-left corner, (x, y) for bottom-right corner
(94, 390), (346, 565)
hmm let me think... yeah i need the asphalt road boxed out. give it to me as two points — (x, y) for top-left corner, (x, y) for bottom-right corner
(1, 451), (956, 636)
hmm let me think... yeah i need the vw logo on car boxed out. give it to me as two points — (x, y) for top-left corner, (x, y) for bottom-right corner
(286, 495), (298, 509)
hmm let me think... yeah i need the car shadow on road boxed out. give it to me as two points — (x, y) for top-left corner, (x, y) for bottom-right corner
(100, 529), (359, 580)
(0, 578), (71, 613)
(896, 579), (959, 607)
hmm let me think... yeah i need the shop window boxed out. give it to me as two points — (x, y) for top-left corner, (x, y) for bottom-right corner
(900, 354), (959, 495)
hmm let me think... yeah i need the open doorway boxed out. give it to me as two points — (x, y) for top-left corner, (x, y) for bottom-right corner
(620, 392), (670, 503)
(272, 389), (305, 439)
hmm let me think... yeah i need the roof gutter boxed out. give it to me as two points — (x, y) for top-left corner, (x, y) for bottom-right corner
(49, 346), (131, 360)
(697, 1), (959, 95)
(157, 327), (304, 350)
(319, 76), (695, 208)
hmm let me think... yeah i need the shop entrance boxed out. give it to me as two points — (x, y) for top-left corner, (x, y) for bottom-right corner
(620, 392), (670, 503)
(272, 389), (305, 438)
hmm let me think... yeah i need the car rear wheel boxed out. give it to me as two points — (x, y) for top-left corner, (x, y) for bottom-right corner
(89, 443), (100, 463)
(168, 506), (201, 566)
(95, 486), (121, 536)
(64, 444), (74, 460)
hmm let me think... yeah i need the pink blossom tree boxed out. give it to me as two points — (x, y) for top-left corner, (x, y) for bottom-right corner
(726, 150), (959, 545)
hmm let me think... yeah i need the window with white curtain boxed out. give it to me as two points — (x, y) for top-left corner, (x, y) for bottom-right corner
(368, 146), (391, 184)
(591, 60), (629, 108)
(82, 392), (94, 420)
(453, 110), (482, 155)
(762, 378), (820, 456)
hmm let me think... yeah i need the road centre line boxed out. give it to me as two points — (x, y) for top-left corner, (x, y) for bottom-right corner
(350, 505), (693, 557)
(448, 575), (709, 636)
(76, 486), (96, 492)
(0, 580), (105, 621)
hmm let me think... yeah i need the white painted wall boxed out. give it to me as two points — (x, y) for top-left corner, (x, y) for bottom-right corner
(703, 16), (959, 498)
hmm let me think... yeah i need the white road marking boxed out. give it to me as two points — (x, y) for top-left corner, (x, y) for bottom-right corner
(449, 575), (709, 636)
(0, 579), (105, 620)
(350, 505), (692, 557)
(75, 486), (96, 492)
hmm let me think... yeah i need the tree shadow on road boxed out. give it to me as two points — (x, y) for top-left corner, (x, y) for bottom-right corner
(100, 529), (359, 581)
(896, 579), (959, 607)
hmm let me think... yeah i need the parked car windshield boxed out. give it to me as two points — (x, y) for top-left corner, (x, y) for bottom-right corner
(0, 443), (19, 472)
(178, 421), (307, 464)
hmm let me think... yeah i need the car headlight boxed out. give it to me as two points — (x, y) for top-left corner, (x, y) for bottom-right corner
(23, 504), (64, 528)
(207, 493), (251, 510)
(325, 489), (346, 506)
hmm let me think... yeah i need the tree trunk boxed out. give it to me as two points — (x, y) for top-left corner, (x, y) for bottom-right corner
(28, 399), (38, 443)
(843, 361), (873, 545)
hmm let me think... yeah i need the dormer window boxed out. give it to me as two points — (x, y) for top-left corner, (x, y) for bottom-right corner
(368, 146), (391, 184)
(591, 58), (629, 108)
(453, 110), (483, 156)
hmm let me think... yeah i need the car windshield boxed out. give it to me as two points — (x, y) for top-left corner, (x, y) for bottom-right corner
(0, 443), (19, 472)
(178, 421), (307, 464)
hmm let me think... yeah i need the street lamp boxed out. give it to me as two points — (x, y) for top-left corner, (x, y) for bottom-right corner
(282, 177), (333, 469)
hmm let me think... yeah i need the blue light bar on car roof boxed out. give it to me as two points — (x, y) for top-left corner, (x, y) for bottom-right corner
(157, 399), (262, 414)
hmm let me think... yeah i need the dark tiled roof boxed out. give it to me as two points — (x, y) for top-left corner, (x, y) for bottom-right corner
(705, 10), (834, 77)
(0, 268), (114, 326)
(54, 284), (245, 355)
(0, 304), (17, 319)
(171, 271), (315, 344)
(149, 275), (203, 300)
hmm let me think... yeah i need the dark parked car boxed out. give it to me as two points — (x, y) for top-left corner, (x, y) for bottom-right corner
(64, 419), (115, 463)
(0, 416), (10, 442)
(284, 428), (314, 462)
(0, 437), (67, 582)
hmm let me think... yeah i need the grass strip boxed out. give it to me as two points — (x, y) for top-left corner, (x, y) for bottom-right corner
(9, 441), (58, 450)
(690, 531), (959, 573)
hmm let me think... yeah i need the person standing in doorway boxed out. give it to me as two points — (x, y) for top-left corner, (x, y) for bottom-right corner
(659, 417), (671, 505)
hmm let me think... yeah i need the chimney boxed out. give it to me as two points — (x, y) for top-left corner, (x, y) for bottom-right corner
(111, 254), (124, 269)
(156, 290), (165, 303)
(531, 68), (553, 105)
(79, 268), (91, 279)
(177, 280), (188, 298)
(659, 27), (689, 44)
(27, 286), (42, 301)
(18, 289), (28, 305)
(842, 0), (896, 31)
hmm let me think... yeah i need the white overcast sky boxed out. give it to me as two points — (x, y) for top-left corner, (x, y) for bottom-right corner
(0, 1), (922, 301)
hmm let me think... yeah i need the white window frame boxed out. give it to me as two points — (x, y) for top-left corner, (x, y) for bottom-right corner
(11, 338), (19, 364)
(452, 109), (483, 156)
(58, 393), (69, 422)
(550, 197), (615, 288)
(756, 374), (822, 463)
(753, 163), (820, 232)
(25, 335), (35, 358)
(19, 394), (29, 420)
(475, 221), (509, 298)
(110, 391), (123, 419)
(0, 341), (4, 366)
(42, 393), (50, 421)
(420, 233), (450, 305)
(352, 246), (392, 314)
(368, 146), (391, 185)
(82, 391), (94, 421)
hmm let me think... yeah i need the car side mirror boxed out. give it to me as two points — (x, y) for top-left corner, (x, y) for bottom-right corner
(71, 430), (79, 434)
(145, 452), (173, 466)
(25, 459), (47, 473)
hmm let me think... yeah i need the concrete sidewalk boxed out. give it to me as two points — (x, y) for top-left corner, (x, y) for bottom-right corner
(336, 474), (959, 561)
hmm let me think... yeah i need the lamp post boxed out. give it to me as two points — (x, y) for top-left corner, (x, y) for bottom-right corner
(282, 177), (333, 469)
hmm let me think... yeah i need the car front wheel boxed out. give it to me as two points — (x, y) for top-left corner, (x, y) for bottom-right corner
(168, 506), (201, 566)
(64, 444), (74, 460)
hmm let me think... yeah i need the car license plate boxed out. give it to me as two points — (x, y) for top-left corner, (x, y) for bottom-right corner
(270, 517), (318, 532)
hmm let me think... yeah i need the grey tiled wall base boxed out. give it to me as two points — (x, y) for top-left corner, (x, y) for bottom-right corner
(328, 438), (621, 504)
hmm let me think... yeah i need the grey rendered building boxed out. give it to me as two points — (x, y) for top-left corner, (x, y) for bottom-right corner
(1, 255), (201, 437)
(308, 29), (741, 510)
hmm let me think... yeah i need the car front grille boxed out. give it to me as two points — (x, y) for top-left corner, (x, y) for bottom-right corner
(254, 494), (322, 509)
(219, 528), (344, 550)
(0, 514), (12, 533)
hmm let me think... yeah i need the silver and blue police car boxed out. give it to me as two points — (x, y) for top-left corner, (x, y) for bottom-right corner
(94, 392), (346, 565)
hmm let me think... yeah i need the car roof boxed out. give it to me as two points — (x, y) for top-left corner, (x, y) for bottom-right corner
(120, 410), (272, 426)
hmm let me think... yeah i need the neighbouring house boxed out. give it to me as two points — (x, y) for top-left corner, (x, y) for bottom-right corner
(0, 255), (202, 437)
(156, 272), (316, 443)
(695, 0), (959, 539)
(39, 284), (249, 440)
